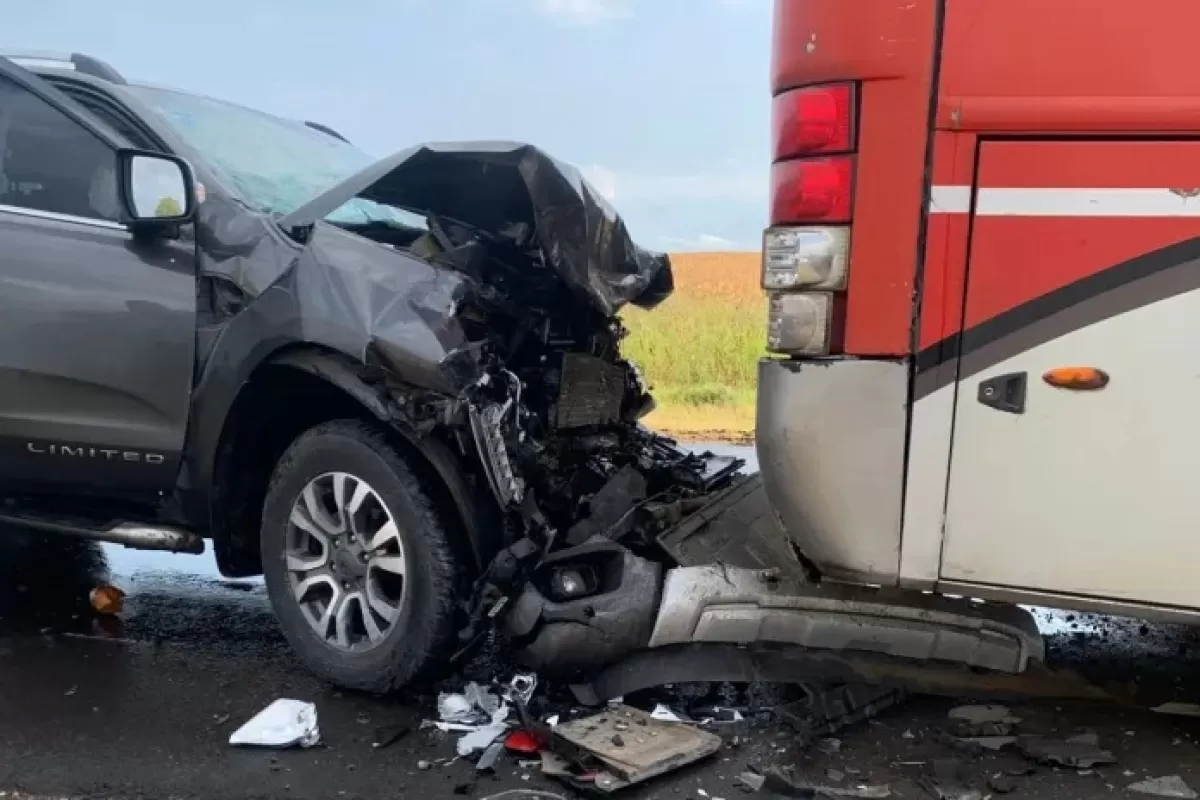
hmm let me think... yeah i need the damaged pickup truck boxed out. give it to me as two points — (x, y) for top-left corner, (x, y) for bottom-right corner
(0, 53), (795, 692)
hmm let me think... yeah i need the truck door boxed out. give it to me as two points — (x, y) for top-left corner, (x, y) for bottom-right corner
(940, 139), (1200, 609)
(0, 58), (196, 493)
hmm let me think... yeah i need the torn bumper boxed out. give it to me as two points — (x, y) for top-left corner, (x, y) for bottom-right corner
(570, 565), (1045, 705)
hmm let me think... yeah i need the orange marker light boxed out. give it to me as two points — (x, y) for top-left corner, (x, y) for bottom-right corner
(1042, 367), (1110, 390)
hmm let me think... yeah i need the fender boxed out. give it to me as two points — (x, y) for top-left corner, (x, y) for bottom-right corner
(267, 348), (500, 573)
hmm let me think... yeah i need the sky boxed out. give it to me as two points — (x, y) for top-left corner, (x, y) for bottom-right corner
(6, 0), (771, 252)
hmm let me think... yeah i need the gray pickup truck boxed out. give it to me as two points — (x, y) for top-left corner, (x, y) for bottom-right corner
(0, 51), (770, 693)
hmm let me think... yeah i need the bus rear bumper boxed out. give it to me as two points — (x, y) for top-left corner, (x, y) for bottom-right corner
(756, 357), (909, 585)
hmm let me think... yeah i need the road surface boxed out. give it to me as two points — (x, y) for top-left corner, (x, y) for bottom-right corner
(3, 445), (1200, 799)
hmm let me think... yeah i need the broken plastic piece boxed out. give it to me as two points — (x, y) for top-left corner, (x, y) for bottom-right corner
(737, 771), (766, 792)
(1129, 775), (1199, 799)
(650, 704), (684, 723)
(955, 735), (1017, 752)
(477, 740), (505, 772)
(457, 722), (508, 757)
(89, 584), (126, 615)
(505, 730), (544, 755)
(439, 692), (477, 724)
(229, 698), (320, 749)
(1017, 734), (1115, 768)
(947, 704), (1021, 737)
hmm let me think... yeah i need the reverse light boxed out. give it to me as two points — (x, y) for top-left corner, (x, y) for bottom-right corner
(763, 226), (850, 290)
(772, 84), (855, 159)
(769, 157), (853, 225)
(767, 292), (837, 356)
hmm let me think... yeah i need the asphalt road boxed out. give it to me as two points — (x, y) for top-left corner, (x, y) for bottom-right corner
(3, 444), (1200, 799)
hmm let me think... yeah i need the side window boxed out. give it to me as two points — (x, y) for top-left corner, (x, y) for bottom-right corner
(0, 75), (121, 222)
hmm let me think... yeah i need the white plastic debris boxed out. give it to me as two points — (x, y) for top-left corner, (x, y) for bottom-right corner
(430, 679), (516, 756)
(459, 723), (508, 757)
(229, 698), (320, 749)
(439, 692), (476, 724)
(651, 704), (684, 722)
(1129, 775), (1198, 799)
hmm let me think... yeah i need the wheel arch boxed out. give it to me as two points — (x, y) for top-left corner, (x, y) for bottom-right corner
(202, 343), (496, 580)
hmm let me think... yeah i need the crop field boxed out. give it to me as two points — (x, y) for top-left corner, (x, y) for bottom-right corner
(621, 251), (763, 442)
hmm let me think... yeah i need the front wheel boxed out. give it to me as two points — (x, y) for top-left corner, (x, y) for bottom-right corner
(260, 420), (460, 693)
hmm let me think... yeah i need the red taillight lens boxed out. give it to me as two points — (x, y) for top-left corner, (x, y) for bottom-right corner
(770, 157), (853, 225)
(772, 84), (854, 159)
(765, 82), (856, 356)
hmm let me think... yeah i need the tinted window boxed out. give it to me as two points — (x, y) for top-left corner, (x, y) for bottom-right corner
(0, 75), (120, 221)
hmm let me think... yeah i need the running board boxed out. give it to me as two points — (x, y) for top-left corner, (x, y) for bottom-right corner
(0, 513), (204, 554)
(648, 566), (1044, 672)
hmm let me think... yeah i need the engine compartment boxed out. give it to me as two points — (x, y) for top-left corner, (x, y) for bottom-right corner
(344, 201), (746, 675)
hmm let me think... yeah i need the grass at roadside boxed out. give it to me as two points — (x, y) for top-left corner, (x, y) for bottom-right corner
(621, 252), (764, 441)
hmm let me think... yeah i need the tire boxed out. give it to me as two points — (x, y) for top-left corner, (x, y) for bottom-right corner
(260, 419), (460, 693)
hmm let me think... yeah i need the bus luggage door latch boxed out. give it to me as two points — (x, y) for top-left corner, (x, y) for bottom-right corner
(977, 372), (1027, 414)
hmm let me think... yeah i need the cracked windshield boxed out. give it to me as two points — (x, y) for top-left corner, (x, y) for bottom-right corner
(4, 2), (1200, 800)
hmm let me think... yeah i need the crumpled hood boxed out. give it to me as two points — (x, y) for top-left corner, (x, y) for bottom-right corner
(279, 141), (674, 318)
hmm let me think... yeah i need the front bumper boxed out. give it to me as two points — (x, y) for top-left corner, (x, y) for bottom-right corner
(756, 357), (909, 584)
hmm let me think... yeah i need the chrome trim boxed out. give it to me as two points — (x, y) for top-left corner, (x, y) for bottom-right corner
(0, 204), (126, 231)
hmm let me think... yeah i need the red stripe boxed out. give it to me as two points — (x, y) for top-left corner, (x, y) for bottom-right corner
(918, 132), (976, 350)
(964, 217), (1198, 328)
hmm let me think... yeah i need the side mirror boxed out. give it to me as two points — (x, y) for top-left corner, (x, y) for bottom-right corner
(117, 149), (197, 226)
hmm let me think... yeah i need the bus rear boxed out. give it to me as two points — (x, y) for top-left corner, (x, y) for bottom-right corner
(762, 0), (1200, 620)
(757, 0), (939, 585)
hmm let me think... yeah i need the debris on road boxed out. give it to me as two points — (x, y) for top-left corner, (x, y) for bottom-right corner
(1016, 731), (1116, 768)
(431, 680), (513, 756)
(650, 704), (685, 723)
(762, 767), (891, 798)
(918, 758), (982, 800)
(952, 735), (1017, 753)
(88, 584), (125, 615)
(736, 771), (766, 792)
(1152, 702), (1200, 718)
(946, 704), (1022, 737)
(477, 740), (505, 772)
(505, 730), (544, 756)
(547, 703), (722, 792)
(987, 772), (1021, 794)
(229, 698), (320, 749)
(372, 724), (410, 749)
(1129, 775), (1199, 799)
(776, 684), (906, 746)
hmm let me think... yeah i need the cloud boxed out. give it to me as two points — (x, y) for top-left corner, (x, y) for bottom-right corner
(580, 164), (765, 204)
(535, 0), (631, 25)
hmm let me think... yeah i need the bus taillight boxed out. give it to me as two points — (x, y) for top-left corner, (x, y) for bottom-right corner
(765, 82), (857, 356)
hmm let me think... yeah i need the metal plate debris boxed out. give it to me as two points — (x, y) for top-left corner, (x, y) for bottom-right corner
(551, 704), (721, 789)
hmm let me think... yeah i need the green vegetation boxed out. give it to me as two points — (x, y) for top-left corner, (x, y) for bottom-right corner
(620, 252), (764, 440)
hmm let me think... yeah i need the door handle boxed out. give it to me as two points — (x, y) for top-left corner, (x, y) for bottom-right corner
(977, 371), (1027, 414)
